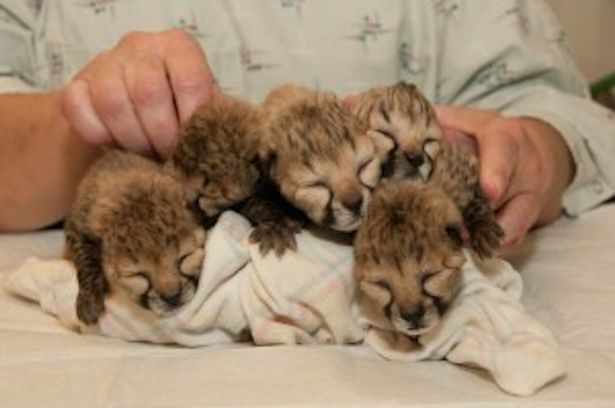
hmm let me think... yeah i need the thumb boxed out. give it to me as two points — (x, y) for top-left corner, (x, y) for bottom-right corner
(434, 105), (496, 135)
(440, 125), (478, 153)
(496, 193), (539, 246)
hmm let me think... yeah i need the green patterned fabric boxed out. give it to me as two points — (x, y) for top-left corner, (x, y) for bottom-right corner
(1, 0), (615, 214)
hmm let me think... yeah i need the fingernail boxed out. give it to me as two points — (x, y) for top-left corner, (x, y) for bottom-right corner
(342, 96), (357, 107)
(482, 179), (501, 203)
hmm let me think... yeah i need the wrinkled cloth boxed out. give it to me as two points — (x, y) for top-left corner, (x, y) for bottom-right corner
(5, 211), (565, 396)
(362, 252), (566, 396)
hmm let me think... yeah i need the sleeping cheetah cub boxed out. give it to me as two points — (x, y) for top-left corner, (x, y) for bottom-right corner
(165, 94), (263, 225)
(260, 84), (384, 233)
(353, 81), (442, 183)
(165, 93), (303, 256)
(354, 181), (466, 335)
(354, 81), (503, 258)
(65, 150), (205, 325)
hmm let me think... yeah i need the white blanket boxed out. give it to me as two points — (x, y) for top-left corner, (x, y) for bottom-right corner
(4, 211), (565, 396)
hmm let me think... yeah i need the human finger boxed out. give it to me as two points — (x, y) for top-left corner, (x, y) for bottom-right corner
(495, 193), (539, 247)
(62, 78), (112, 146)
(342, 95), (358, 108)
(89, 62), (153, 155)
(439, 124), (477, 152)
(474, 131), (518, 206)
(434, 105), (497, 135)
(163, 30), (214, 123)
(125, 54), (179, 158)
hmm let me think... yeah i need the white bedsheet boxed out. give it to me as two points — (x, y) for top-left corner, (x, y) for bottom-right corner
(1, 205), (615, 407)
(3, 212), (565, 396)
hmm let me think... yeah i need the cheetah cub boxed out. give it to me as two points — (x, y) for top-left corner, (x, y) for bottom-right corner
(354, 81), (503, 258)
(354, 181), (466, 335)
(353, 81), (442, 183)
(165, 94), (263, 224)
(65, 150), (205, 325)
(260, 84), (384, 233)
(165, 93), (302, 256)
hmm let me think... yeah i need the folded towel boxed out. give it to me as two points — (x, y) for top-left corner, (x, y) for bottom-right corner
(4, 211), (565, 396)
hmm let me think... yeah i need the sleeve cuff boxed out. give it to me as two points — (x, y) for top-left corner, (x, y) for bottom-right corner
(500, 89), (615, 216)
(0, 75), (37, 93)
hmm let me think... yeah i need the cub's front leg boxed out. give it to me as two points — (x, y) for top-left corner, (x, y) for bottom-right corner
(237, 183), (306, 257)
(429, 146), (504, 258)
(65, 224), (107, 325)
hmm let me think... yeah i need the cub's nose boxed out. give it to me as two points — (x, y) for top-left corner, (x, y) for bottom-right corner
(161, 291), (182, 307)
(405, 151), (424, 168)
(341, 192), (363, 213)
(400, 306), (426, 327)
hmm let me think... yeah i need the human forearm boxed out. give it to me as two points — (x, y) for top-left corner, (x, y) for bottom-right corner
(0, 29), (215, 232)
(0, 91), (100, 231)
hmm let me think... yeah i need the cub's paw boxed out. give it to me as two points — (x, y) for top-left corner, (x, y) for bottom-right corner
(76, 292), (105, 325)
(473, 222), (504, 258)
(249, 218), (303, 257)
(464, 199), (504, 258)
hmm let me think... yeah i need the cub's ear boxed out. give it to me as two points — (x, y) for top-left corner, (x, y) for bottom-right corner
(394, 80), (417, 92)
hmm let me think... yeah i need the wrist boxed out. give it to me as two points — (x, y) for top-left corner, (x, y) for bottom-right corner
(520, 117), (575, 224)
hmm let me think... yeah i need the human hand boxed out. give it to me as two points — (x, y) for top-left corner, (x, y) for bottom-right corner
(62, 29), (215, 159)
(435, 105), (574, 248)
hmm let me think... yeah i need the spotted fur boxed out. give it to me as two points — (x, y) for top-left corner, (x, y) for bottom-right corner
(65, 150), (205, 324)
(429, 146), (504, 258)
(354, 181), (466, 336)
(165, 94), (305, 256)
(165, 94), (263, 221)
(353, 81), (442, 182)
(260, 84), (383, 233)
(355, 81), (502, 257)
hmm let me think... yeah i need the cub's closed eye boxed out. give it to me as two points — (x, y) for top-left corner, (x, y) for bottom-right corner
(358, 156), (383, 188)
(122, 271), (151, 289)
(304, 181), (330, 190)
(178, 249), (204, 277)
(368, 279), (394, 318)
(422, 137), (440, 146)
(177, 253), (191, 267)
(422, 138), (440, 157)
(376, 129), (397, 143)
(123, 271), (148, 278)
(357, 157), (376, 173)
(371, 279), (392, 292)
(420, 271), (441, 287)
